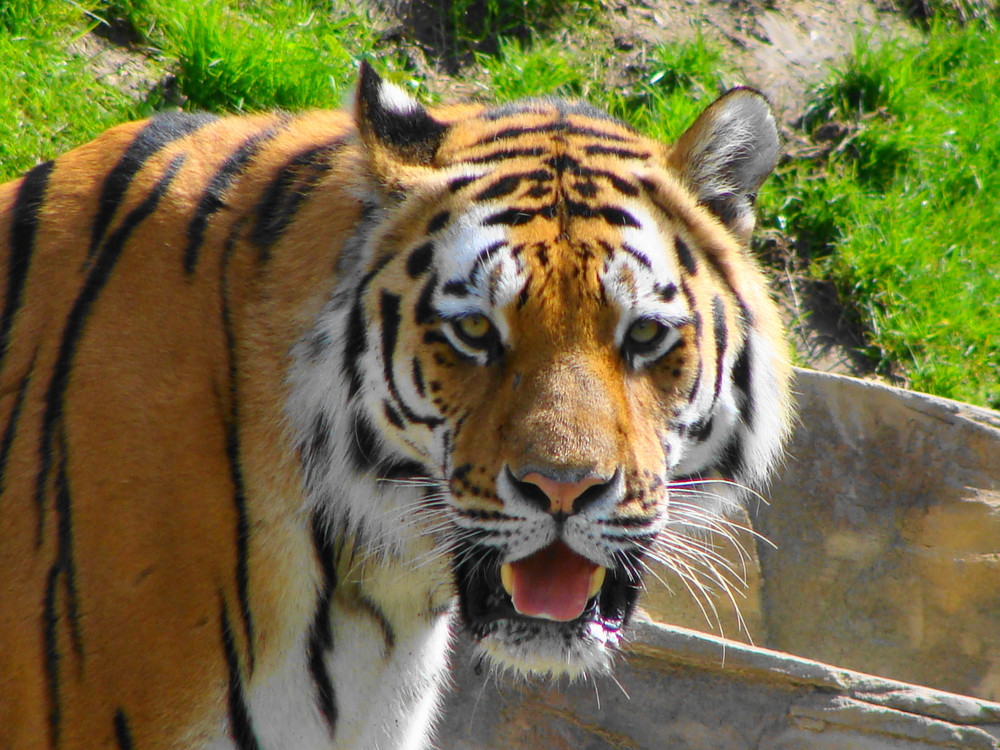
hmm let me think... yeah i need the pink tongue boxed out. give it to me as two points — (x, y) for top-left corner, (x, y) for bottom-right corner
(508, 541), (599, 622)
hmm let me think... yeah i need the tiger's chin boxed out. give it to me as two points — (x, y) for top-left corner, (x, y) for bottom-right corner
(452, 543), (642, 677)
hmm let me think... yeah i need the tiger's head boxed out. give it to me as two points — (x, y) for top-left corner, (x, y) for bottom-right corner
(289, 64), (792, 676)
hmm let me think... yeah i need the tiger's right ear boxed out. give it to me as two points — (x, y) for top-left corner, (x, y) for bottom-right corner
(355, 61), (446, 173)
(668, 88), (779, 244)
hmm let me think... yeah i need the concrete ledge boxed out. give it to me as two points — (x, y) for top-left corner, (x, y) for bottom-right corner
(438, 621), (1000, 749)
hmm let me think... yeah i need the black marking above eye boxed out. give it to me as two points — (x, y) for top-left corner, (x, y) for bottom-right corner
(620, 242), (651, 268)
(600, 207), (640, 227)
(654, 282), (678, 302)
(427, 211), (450, 234)
(406, 242), (434, 278)
(415, 273), (438, 325)
(442, 280), (469, 297)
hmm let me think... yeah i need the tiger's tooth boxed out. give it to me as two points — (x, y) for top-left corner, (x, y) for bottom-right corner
(500, 563), (514, 596)
(588, 566), (606, 598)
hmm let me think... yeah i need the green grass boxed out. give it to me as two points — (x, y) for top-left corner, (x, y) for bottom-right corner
(762, 22), (1000, 407)
(0, 2), (152, 176)
(1, 2), (997, 407)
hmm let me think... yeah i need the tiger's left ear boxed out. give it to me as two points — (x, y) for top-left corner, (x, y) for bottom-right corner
(669, 88), (779, 243)
(355, 61), (446, 181)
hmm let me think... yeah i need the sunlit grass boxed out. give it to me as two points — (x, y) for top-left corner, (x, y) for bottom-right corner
(761, 21), (1000, 407)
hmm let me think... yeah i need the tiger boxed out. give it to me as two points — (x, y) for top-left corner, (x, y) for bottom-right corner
(0, 61), (792, 749)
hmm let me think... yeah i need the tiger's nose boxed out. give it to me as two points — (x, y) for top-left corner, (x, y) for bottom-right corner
(509, 468), (616, 516)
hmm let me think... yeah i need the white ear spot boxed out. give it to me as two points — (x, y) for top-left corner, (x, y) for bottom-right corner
(378, 80), (420, 116)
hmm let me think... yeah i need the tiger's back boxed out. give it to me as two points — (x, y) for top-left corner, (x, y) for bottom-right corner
(0, 109), (370, 747)
(0, 65), (792, 749)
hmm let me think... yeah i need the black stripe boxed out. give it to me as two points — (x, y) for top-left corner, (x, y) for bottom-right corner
(383, 401), (404, 429)
(427, 210), (450, 234)
(471, 123), (630, 145)
(184, 123), (285, 273)
(483, 207), (539, 227)
(221, 219), (255, 672)
(464, 147), (545, 164)
(90, 113), (215, 260)
(474, 174), (524, 202)
(379, 291), (443, 428)
(221, 599), (261, 750)
(308, 515), (339, 737)
(732, 341), (754, 428)
(562, 164), (639, 197)
(378, 458), (426, 481)
(39, 158), (185, 731)
(442, 279), (468, 297)
(43, 565), (62, 747)
(716, 436), (745, 479)
(2, 160), (54, 376)
(675, 237), (698, 275)
(53, 438), (82, 656)
(113, 709), (134, 750)
(598, 206), (640, 227)
(41, 435), (85, 747)
(448, 175), (478, 192)
(0, 358), (32, 497)
(406, 242), (434, 278)
(600, 171), (639, 197)
(348, 411), (381, 472)
(583, 144), (650, 159)
(252, 139), (346, 258)
(36, 155), (185, 545)
(689, 416), (715, 443)
(654, 282), (678, 302)
(736, 295), (756, 329)
(569, 201), (640, 227)
(471, 241), (506, 281)
(341, 258), (392, 399)
(687, 361), (703, 405)
(411, 357), (426, 397)
(304, 412), (332, 471)
(414, 273), (438, 325)
(344, 300), (368, 399)
(712, 295), (728, 402)
(358, 593), (396, 657)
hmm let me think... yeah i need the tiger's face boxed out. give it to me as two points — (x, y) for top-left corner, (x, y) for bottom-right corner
(290, 66), (791, 676)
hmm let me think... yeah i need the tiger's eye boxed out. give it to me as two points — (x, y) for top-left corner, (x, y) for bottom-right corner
(627, 318), (663, 345)
(455, 313), (492, 342)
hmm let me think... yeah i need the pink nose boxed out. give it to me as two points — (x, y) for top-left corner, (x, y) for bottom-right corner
(521, 472), (606, 515)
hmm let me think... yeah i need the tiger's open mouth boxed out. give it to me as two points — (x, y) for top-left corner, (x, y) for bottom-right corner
(453, 539), (643, 645)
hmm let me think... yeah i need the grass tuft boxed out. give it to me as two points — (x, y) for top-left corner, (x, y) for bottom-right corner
(763, 21), (1000, 407)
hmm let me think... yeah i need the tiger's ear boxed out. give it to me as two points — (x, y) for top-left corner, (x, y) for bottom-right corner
(355, 61), (446, 176)
(669, 88), (779, 243)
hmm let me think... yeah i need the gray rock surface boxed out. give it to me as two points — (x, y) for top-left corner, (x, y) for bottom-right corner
(757, 369), (1000, 700)
(438, 621), (1000, 749)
